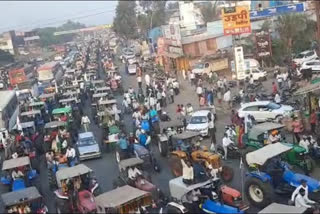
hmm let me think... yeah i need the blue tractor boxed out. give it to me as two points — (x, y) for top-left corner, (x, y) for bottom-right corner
(244, 142), (320, 208)
(0, 157), (37, 192)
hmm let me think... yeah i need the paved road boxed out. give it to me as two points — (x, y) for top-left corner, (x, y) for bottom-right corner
(3, 47), (320, 213)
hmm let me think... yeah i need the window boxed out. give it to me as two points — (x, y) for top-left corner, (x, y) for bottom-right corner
(190, 116), (207, 124)
(0, 41), (8, 46)
(206, 39), (215, 51)
(305, 51), (314, 57)
(243, 106), (259, 111)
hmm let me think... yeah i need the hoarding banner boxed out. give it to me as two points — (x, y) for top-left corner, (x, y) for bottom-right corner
(211, 58), (229, 72)
(250, 3), (304, 20)
(234, 46), (246, 80)
(222, 6), (251, 35)
(255, 31), (272, 57)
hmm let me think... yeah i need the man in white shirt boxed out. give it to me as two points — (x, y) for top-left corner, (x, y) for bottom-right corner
(145, 74), (150, 86)
(222, 133), (234, 160)
(295, 188), (315, 209)
(81, 115), (91, 132)
(274, 93), (281, 104)
(292, 179), (309, 202)
(223, 89), (231, 109)
(190, 72), (195, 86)
(128, 166), (142, 180)
(299, 136), (310, 153)
(181, 159), (194, 185)
(196, 86), (203, 98)
(277, 73), (283, 89)
(66, 146), (76, 166)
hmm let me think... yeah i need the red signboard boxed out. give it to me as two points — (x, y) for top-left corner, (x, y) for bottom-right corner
(9, 68), (27, 86)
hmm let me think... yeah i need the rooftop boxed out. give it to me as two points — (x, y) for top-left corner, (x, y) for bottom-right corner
(0, 90), (16, 112)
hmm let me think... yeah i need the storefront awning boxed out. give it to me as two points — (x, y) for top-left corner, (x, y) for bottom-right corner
(294, 82), (320, 96)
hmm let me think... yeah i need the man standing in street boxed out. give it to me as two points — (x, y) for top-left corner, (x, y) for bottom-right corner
(66, 146), (76, 167)
(81, 114), (91, 132)
(145, 73), (150, 87)
(223, 88), (231, 109)
(137, 75), (142, 89)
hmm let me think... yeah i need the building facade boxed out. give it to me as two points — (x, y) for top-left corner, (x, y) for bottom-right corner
(0, 31), (16, 55)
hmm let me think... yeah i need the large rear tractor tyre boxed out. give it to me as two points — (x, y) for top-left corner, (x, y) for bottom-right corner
(245, 177), (274, 208)
(221, 166), (234, 182)
(169, 155), (182, 177)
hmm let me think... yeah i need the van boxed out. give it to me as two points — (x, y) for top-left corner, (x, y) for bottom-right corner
(231, 58), (267, 81)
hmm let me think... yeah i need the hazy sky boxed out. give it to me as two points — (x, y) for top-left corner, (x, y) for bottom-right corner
(0, 1), (118, 33)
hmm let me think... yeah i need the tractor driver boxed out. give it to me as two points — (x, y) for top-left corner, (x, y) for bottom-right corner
(265, 156), (283, 187)
(266, 130), (280, 145)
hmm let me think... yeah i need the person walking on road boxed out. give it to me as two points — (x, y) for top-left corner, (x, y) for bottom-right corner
(81, 115), (91, 132)
(223, 88), (231, 109)
(137, 75), (142, 89)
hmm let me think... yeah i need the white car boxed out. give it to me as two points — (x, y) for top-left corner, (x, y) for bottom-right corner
(128, 57), (137, 65)
(293, 50), (318, 66)
(128, 64), (137, 74)
(186, 110), (214, 136)
(298, 60), (320, 75)
(238, 101), (293, 122)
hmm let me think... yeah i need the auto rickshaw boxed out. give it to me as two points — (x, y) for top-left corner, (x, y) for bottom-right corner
(157, 120), (184, 157)
(0, 157), (37, 191)
(168, 131), (234, 182)
(39, 92), (56, 103)
(92, 92), (109, 107)
(54, 164), (99, 213)
(1, 186), (48, 214)
(95, 185), (152, 214)
(114, 158), (160, 197)
(20, 121), (39, 143)
(28, 101), (45, 112)
(43, 121), (69, 153)
(258, 203), (307, 213)
(19, 110), (44, 127)
(52, 107), (73, 124)
(44, 87), (56, 94)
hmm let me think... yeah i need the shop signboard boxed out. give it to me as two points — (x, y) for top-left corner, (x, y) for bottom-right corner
(221, 6), (251, 35)
(234, 46), (246, 80)
(157, 37), (165, 56)
(161, 24), (183, 58)
(250, 3), (305, 20)
(255, 30), (272, 57)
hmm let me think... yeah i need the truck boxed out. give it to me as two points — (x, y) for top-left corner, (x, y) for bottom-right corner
(191, 58), (229, 75)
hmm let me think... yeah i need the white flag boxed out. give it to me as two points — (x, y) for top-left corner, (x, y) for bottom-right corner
(16, 116), (22, 131)
(240, 156), (243, 169)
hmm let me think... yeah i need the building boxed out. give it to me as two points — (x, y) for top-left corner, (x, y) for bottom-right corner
(179, 1), (205, 31)
(23, 31), (40, 47)
(0, 31), (16, 55)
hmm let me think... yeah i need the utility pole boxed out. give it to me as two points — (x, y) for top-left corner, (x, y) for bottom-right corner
(316, 0), (320, 53)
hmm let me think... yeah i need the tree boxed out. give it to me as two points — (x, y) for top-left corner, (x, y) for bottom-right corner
(35, 20), (86, 47)
(260, 20), (272, 32)
(113, 1), (138, 39)
(200, 1), (219, 24)
(275, 14), (307, 57)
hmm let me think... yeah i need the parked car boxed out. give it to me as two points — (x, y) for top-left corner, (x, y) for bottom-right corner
(128, 63), (137, 75)
(231, 59), (267, 81)
(297, 60), (320, 75)
(76, 132), (101, 161)
(186, 109), (214, 137)
(238, 101), (293, 122)
(293, 50), (318, 66)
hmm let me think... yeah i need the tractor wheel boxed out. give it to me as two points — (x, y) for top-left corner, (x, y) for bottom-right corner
(158, 141), (168, 157)
(221, 166), (234, 182)
(245, 177), (274, 208)
(169, 155), (182, 177)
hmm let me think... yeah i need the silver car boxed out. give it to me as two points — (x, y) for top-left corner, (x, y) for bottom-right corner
(77, 132), (101, 161)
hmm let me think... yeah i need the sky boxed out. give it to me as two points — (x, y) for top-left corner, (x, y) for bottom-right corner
(0, 1), (118, 33)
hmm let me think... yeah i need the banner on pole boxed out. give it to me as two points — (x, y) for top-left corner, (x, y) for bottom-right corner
(222, 6), (251, 35)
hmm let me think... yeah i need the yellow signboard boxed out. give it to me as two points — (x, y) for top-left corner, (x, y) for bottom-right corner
(221, 6), (251, 35)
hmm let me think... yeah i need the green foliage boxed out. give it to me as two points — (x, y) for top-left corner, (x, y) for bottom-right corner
(271, 14), (317, 65)
(260, 20), (272, 32)
(200, 1), (219, 24)
(113, 1), (138, 39)
(0, 50), (14, 63)
(34, 20), (86, 47)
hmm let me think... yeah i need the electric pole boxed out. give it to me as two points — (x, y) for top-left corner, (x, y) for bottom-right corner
(316, 0), (320, 54)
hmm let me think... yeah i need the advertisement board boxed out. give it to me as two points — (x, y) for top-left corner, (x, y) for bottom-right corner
(9, 68), (27, 86)
(162, 24), (182, 46)
(157, 37), (165, 56)
(234, 46), (246, 80)
(255, 31), (272, 57)
(250, 3), (305, 20)
(222, 6), (251, 35)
